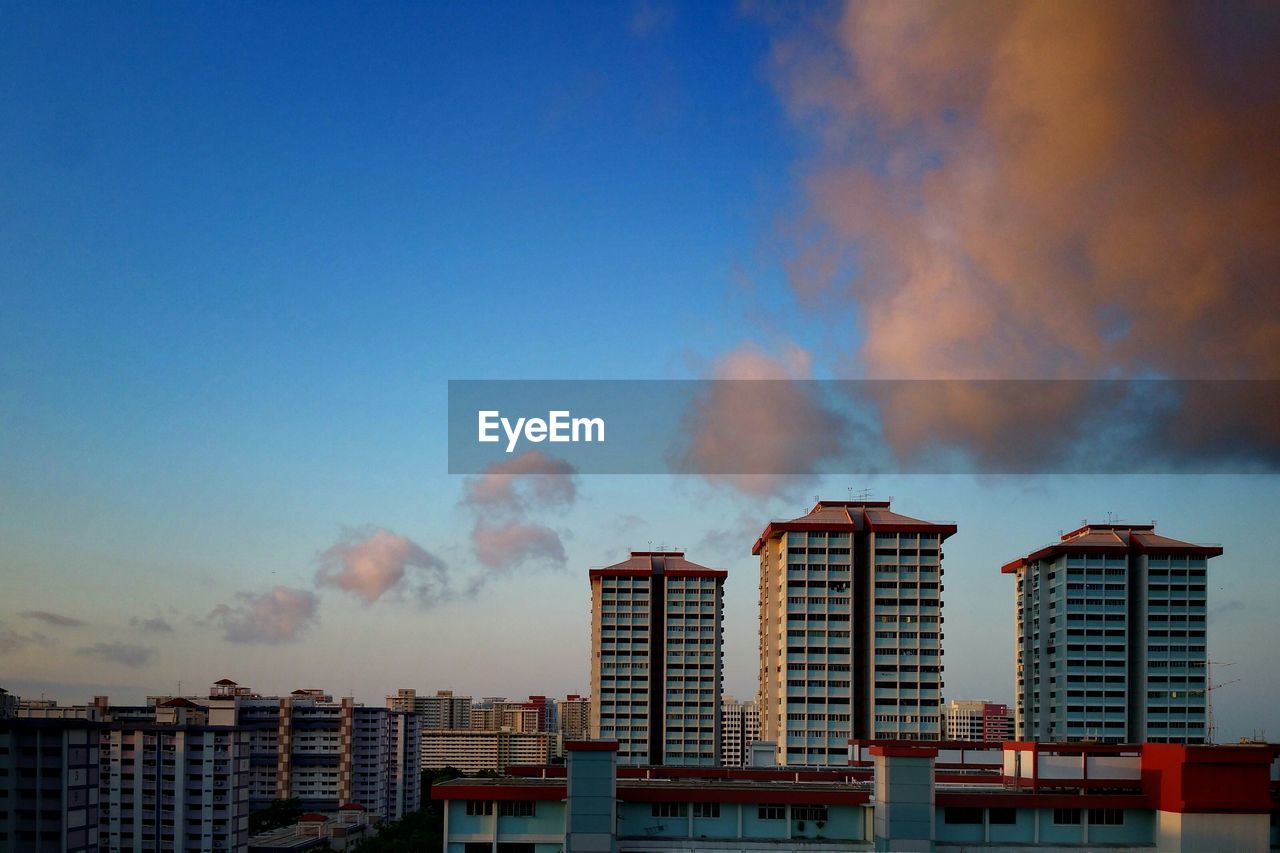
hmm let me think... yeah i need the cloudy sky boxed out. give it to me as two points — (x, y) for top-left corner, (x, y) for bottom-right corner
(2, 1), (1278, 740)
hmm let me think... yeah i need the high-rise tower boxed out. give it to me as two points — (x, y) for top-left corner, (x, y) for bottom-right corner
(1004, 522), (1221, 743)
(755, 500), (955, 765)
(590, 550), (725, 765)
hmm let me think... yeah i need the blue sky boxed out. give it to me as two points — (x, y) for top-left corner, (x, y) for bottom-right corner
(2, 1), (1278, 742)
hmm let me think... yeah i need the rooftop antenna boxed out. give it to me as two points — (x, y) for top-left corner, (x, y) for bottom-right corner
(1206, 661), (1239, 745)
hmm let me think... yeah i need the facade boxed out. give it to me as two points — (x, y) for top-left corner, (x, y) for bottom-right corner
(0, 717), (100, 853)
(590, 550), (726, 766)
(755, 500), (955, 765)
(0, 687), (17, 719)
(421, 729), (559, 774)
(557, 695), (591, 741)
(1003, 523), (1221, 744)
(436, 739), (1280, 852)
(206, 684), (421, 821)
(720, 695), (762, 768)
(388, 688), (473, 731)
(98, 700), (251, 852)
(944, 699), (1013, 742)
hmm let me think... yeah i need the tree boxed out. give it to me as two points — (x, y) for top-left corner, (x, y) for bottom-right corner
(249, 798), (302, 835)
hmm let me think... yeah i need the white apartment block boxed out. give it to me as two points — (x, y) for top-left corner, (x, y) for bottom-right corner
(590, 551), (725, 766)
(1005, 523), (1221, 744)
(420, 729), (558, 774)
(387, 688), (472, 730)
(720, 695), (761, 768)
(98, 700), (251, 852)
(944, 699), (1014, 742)
(557, 695), (590, 741)
(205, 682), (420, 821)
(756, 500), (954, 765)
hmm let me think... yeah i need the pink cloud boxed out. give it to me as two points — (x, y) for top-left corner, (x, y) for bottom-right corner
(463, 450), (577, 514)
(674, 343), (849, 496)
(209, 586), (319, 645)
(315, 527), (448, 605)
(471, 521), (567, 570)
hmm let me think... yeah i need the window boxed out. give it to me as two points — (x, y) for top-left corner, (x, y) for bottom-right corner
(988, 808), (1017, 825)
(693, 802), (720, 818)
(465, 800), (493, 816)
(1053, 808), (1081, 825)
(944, 807), (983, 825)
(758, 805), (785, 820)
(792, 805), (827, 822)
(651, 803), (686, 818)
(1088, 808), (1124, 826)
(498, 801), (535, 817)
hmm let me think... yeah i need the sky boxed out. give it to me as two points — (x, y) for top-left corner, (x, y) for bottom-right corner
(2, 1), (1278, 741)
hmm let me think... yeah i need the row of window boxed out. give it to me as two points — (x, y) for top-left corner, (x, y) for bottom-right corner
(464, 800), (537, 817)
(943, 807), (1123, 826)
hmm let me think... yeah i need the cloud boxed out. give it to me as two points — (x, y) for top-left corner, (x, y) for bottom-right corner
(130, 615), (174, 633)
(315, 526), (450, 606)
(756, 1), (1280, 449)
(20, 610), (86, 628)
(209, 586), (319, 644)
(76, 642), (153, 668)
(673, 343), (852, 496)
(471, 521), (567, 570)
(0, 627), (54, 655)
(461, 450), (578, 574)
(463, 450), (577, 515)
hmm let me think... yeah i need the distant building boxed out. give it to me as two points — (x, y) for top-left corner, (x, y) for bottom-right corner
(1004, 523), (1221, 744)
(720, 695), (761, 768)
(421, 729), (559, 774)
(99, 698), (252, 851)
(756, 500), (955, 764)
(0, 687), (17, 719)
(590, 550), (725, 766)
(247, 807), (372, 851)
(387, 688), (472, 730)
(944, 699), (1013, 742)
(557, 695), (590, 741)
(206, 682), (420, 821)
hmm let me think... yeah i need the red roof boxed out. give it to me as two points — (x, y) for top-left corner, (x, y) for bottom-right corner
(298, 813), (328, 823)
(338, 802), (366, 811)
(1002, 524), (1222, 573)
(753, 500), (956, 554)
(159, 697), (200, 708)
(590, 551), (726, 580)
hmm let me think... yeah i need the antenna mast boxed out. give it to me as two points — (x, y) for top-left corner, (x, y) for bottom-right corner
(1206, 661), (1239, 745)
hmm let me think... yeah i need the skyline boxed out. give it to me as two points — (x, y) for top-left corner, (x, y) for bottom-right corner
(3, 0), (1280, 750)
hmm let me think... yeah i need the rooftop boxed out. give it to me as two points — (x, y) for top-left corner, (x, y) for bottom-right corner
(1002, 522), (1223, 573)
(753, 499), (956, 553)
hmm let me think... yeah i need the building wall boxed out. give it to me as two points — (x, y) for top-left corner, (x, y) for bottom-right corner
(758, 502), (951, 766)
(0, 720), (100, 853)
(592, 573), (653, 764)
(662, 573), (722, 766)
(1011, 529), (1214, 744)
(99, 724), (250, 852)
(592, 552), (725, 766)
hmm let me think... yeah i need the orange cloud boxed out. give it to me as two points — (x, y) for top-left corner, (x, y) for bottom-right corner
(768, 1), (1279, 381)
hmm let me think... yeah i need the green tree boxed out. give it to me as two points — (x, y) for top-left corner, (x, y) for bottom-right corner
(249, 797), (302, 834)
